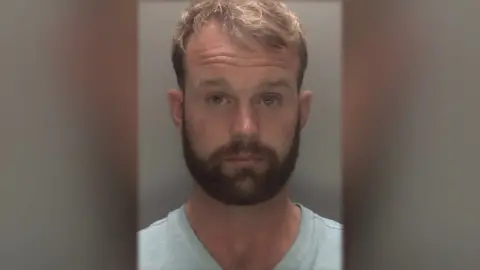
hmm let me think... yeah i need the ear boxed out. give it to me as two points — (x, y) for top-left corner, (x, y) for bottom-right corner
(167, 89), (184, 130)
(298, 90), (313, 129)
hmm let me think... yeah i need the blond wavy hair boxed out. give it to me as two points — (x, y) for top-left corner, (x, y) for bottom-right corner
(171, 0), (308, 90)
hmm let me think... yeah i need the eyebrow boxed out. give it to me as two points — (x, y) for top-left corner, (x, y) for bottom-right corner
(195, 78), (293, 92)
(196, 78), (231, 89)
(258, 79), (293, 91)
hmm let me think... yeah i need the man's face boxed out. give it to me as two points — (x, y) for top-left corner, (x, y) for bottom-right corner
(169, 22), (312, 206)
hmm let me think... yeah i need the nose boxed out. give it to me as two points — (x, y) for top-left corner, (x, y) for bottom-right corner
(230, 104), (259, 137)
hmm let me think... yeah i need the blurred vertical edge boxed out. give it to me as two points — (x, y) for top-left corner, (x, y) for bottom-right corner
(0, 0), (137, 269)
(343, 0), (480, 269)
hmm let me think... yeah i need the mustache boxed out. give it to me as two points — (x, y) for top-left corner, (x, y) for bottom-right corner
(208, 138), (278, 163)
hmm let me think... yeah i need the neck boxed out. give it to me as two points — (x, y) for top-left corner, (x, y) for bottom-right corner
(185, 187), (301, 270)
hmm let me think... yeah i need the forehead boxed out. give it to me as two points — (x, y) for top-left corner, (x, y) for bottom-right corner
(184, 22), (299, 89)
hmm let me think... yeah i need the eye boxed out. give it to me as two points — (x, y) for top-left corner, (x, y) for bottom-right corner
(206, 94), (231, 105)
(260, 93), (282, 106)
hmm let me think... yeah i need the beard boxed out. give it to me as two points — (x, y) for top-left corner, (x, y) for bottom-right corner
(181, 111), (301, 206)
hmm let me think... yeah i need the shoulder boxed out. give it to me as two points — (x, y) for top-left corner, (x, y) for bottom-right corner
(301, 205), (343, 268)
(308, 207), (342, 241)
(311, 212), (343, 234)
(299, 204), (343, 233)
(137, 207), (218, 270)
(138, 217), (169, 246)
(137, 212), (177, 270)
(311, 212), (343, 251)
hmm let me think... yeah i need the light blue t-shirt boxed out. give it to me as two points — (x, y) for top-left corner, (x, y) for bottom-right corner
(138, 204), (342, 270)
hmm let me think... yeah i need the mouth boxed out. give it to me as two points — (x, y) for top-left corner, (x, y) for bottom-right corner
(223, 154), (264, 162)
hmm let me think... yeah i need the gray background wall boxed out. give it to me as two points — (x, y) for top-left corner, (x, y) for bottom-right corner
(139, 1), (342, 229)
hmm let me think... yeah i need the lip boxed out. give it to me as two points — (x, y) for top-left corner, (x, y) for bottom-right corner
(223, 155), (263, 162)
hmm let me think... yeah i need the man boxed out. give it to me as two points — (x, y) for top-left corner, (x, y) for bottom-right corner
(138, 0), (342, 269)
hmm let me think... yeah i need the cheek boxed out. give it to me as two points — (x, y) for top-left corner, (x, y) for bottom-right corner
(258, 112), (298, 156)
(186, 111), (230, 156)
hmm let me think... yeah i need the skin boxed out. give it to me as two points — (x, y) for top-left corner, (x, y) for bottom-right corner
(167, 22), (312, 270)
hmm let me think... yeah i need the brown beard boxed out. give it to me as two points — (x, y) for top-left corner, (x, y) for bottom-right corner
(181, 107), (301, 206)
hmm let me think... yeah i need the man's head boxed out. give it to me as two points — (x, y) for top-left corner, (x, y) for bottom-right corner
(167, 0), (312, 206)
